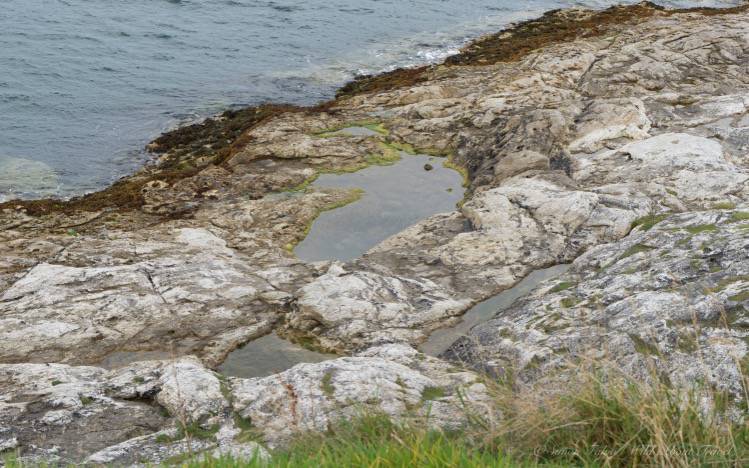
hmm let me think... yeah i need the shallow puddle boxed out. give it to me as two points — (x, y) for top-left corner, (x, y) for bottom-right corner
(97, 350), (174, 369)
(218, 333), (336, 379)
(420, 264), (571, 356)
(295, 149), (464, 262)
(220, 138), (465, 377)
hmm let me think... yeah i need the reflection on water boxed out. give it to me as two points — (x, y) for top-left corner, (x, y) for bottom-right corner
(421, 264), (571, 356)
(218, 333), (336, 379)
(222, 145), (464, 375)
(295, 150), (464, 262)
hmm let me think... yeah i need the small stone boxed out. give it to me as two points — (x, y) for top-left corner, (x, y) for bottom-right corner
(423, 163), (434, 171)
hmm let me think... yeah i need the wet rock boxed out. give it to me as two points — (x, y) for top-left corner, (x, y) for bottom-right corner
(3, 4), (749, 364)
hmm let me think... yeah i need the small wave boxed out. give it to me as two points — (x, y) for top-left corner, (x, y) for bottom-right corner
(281, 8), (546, 90)
(145, 33), (174, 40)
(267, 2), (304, 13)
(0, 94), (32, 103)
(338, 8), (375, 14)
(2, 0), (743, 202)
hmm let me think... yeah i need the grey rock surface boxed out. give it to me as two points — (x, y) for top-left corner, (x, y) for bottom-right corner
(445, 209), (749, 408)
(1, 3), (749, 463)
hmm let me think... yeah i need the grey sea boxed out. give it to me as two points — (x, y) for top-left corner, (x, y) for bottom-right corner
(0, 0), (740, 200)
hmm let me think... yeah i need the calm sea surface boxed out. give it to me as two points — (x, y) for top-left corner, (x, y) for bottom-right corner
(0, 0), (739, 200)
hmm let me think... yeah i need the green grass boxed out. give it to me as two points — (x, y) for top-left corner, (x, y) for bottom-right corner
(234, 414), (262, 444)
(559, 297), (579, 308)
(628, 333), (660, 356)
(729, 290), (749, 302)
(420, 386), (446, 402)
(183, 422), (221, 440)
(708, 275), (749, 292)
(178, 414), (519, 468)
(171, 367), (749, 467)
(9, 365), (749, 468)
(79, 395), (95, 406)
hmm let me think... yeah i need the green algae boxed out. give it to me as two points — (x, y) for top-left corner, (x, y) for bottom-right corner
(729, 212), (749, 223)
(620, 243), (656, 260)
(685, 224), (719, 234)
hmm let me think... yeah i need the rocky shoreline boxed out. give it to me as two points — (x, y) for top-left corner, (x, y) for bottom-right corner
(2, 2), (749, 463)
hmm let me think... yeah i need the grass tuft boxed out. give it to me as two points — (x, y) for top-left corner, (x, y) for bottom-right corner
(630, 213), (668, 232)
(549, 281), (575, 293)
(321, 371), (335, 397)
(420, 386), (446, 402)
(172, 366), (749, 467)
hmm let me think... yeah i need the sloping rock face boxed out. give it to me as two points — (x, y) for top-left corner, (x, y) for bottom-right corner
(445, 210), (749, 402)
(0, 348), (488, 463)
(231, 344), (492, 446)
(285, 8), (749, 352)
(0, 194), (356, 367)
(1, 2), (749, 463)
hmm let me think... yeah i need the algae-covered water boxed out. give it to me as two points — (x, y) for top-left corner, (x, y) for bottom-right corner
(1, 0), (740, 201)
